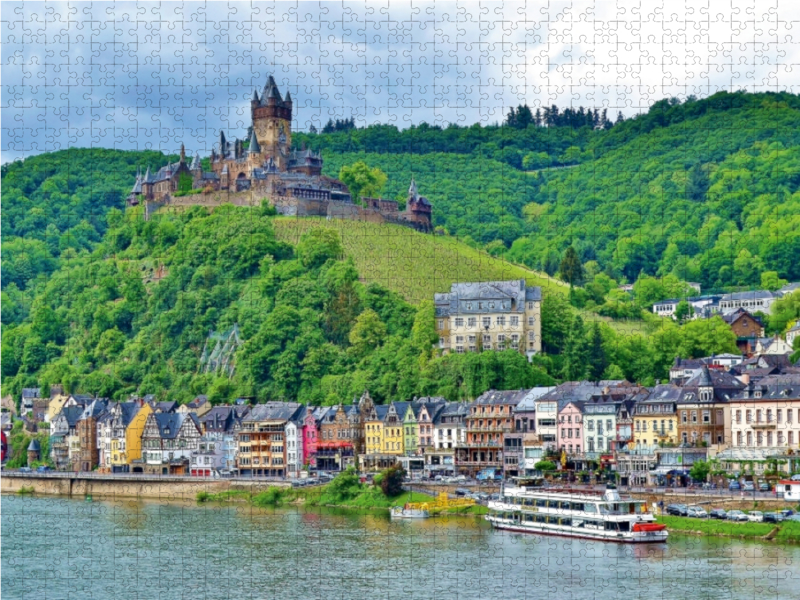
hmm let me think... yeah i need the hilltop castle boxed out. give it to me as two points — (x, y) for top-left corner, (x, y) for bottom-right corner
(128, 76), (432, 231)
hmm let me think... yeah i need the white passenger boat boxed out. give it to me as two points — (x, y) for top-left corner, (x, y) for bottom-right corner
(391, 504), (431, 519)
(486, 483), (667, 543)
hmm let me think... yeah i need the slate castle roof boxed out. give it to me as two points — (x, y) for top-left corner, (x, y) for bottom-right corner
(435, 279), (542, 317)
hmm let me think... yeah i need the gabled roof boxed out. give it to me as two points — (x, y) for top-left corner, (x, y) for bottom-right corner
(150, 412), (200, 439)
(80, 399), (108, 420)
(474, 389), (530, 406)
(684, 366), (744, 390)
(22, 388), (41, 399)
(57, 406), (85, 428)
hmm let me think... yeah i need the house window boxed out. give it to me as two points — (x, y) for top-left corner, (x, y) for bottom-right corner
(528, 317), (535, 326)
(756, 410), (762, 423)
(482, 317), (491, 328)
(454, 318), (464, 328)
(510, 316), (519, 327)
(778, 409), (783, 424)
(746, 410), (752, 423)
(767, 432), (773, 446)
(737, 432), (743, 446)
(681, 411), (687, 424)
(767, 409), (773, 423)
(692, 411), (697, 424)
(527, 302), (534, 310)
(437, 319), (444, 330)
(496, 316), (506, 327)
(456, 336), (464, 344)
(736, 410), (742, 424)
(468, 317), (476, 328)
(702, 410), (710, 424)
(789, 432), (794, 445)
(483, 334), (492, 344)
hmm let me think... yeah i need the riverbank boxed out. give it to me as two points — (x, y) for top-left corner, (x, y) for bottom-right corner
(196, 484), (489, 516)
(657, 515), (800, 544)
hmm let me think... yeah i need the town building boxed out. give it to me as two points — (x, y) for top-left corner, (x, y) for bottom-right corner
(787, 320), (800, 347)
(76, 400), (108, 472)
(633, 384), (679, 448)
(200, 405), (247, 474)
(456, 389), (527, 477)
(139, 412), (202, 475)
(124, 401), (154, 472)
(557, 401), (585, 455)
(410, 397), (446, 457)
(285, 413), (305, 476)
(728, 374), (800, 452)
(50, 406), (84, 470)
(20, 388), (41, 415)
(302, 407), (321, 470)
(428, 401), (470, 476)
(718, 290), (779, 315)
(237, 402), (304, 477)
(190, 437), (227, 477)
(434, 279), (542, 359)
(755, 335), (794, 355)
(177, 395), (212, 418)
(676, 366), (744, 447)
(98, 401), (145, 472)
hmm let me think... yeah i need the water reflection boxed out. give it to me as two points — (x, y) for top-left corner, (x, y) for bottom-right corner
(3, 494), (800, 600)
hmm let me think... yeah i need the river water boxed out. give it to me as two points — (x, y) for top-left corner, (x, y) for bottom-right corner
(2, 494), (800, 599)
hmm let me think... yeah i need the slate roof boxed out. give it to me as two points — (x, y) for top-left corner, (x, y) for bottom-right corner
(80, 399), (108, 420)
(731, 374), (800, 401)
(721, 290), (777, 301)
(474, 389), (530, 406)
(187, 395), (208, 409)
(151, 412), (200, 439)
(433, 402), (470, 424)
(28, 439), (41, 452)
(22, 388), (41, 399)
(722, 307), (762, 326)
(69, 394), (93, 406)
(436, 280), (542, 316)
(58, 406), (85, 428)
(153, 401), (178, 413)
(242, 402), (304, 423)
(684, 366), (743, 390)
(513, 387), (558, 412)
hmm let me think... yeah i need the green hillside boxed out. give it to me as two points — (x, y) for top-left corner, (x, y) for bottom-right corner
(272, 217), (569, 305)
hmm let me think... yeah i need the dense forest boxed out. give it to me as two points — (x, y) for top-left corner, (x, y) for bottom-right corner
(2, 203), (745, 405)
(3, 90), (800, 405)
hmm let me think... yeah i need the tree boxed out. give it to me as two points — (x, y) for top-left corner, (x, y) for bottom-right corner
(561, 315), (588, 380)
(673, 300), (694, 324)
(586, 322), (607, 381)
(296, 228), (343, 269)
(338, 162), (387, 203)
(689, 459), (711, 483)
(769, 290), (800, 335)
(686, 163), (710, 202)
(380, 463), (406, 497)
(558, 246), (584, 287)
(349, 309), (387, 357)
(761, 271), (788, 291)
(534, 460), (557, 472)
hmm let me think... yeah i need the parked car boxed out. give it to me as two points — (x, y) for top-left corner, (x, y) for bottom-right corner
(35, 465), (51, 473)
(19, 466), (32, 473)
(742, 481), (755, 492)
(786, 514), (800, 522)
(790, 474), (800, 481)
(727, 510), (748, 522)
(687, 506), (708, 518)
(488, 493), (501, 501)
(747, 511), (764, 522)
(758, 482), (770, 492)
(709, 508), (727, 520)
(728, 481), (741, 491)
(454, 488), (471, 497)
(780, 509), (795, 517)
(666, 503), (689, 516)
(764, 512), (785, 523)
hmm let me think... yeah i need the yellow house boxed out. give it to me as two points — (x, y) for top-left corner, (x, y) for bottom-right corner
(381, 402), (408, 455)
(633, 389), (678, 447)
(122, 402), (153, 469)
(365, 408), (386, 455)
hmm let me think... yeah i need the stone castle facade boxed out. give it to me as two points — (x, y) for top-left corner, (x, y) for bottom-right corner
(128, 76), (432, 231)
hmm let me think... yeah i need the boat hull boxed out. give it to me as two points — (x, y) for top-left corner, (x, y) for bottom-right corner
(391, 508), (430, 519)
(486, 517), (668, 543)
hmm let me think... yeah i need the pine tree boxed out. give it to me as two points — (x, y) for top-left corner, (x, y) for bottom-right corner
(559, 246), (585, 287)
(586, 322), (607, 381)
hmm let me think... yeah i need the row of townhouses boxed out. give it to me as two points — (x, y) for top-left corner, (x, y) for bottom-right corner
(29, 345), (800, 485)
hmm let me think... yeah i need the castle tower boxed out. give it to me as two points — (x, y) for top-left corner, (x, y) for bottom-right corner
(179, 143), (186, 164)
(251, 75), (292, 168)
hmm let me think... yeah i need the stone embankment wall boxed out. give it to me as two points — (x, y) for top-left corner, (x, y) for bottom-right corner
(2, 473), (289, 500)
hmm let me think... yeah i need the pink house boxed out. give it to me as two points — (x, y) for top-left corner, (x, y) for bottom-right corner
(557, 401), (584, 455)
(302, 408), (319, 468)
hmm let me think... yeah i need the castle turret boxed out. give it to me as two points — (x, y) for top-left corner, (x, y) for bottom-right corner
(179, 143), (186, 164)
(190, 154), (201, 172)
(252, 74), (292, 168)
(248, 129), (261, 154)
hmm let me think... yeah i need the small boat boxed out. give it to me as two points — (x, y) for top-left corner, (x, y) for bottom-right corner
(391, 503), (430, 519)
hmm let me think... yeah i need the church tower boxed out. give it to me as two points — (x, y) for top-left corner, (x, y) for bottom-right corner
(251, 75), (293, 169)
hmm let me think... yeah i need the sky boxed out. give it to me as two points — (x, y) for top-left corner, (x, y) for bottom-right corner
(2, 0), (799, 162)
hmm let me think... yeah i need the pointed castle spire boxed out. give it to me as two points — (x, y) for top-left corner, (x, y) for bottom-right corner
(248, 129), (261, 154)
(179, 143), (186, 164)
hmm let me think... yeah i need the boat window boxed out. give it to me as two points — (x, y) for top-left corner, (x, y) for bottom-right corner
(584, 504), (597, 514)
(523, 498), (534, 506)
(571, 502), (584, 512)
(618, 522), (630, 532)
(573, 519), (585, 528)
(536, 499), (547, 508)
(560, 501), (571, 510)
(536, 515), (546, 523)
(559, 517), (571, 527)
(524, 514), (534, 522)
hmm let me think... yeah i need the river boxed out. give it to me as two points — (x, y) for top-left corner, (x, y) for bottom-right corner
(2, 494), (799, 599)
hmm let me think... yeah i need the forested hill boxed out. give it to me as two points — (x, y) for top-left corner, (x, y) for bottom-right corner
(297, 91), (800, 290)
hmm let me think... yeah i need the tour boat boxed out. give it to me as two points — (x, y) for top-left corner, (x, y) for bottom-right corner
(486, 483), (667, 543)
(391, 504), (431, 519)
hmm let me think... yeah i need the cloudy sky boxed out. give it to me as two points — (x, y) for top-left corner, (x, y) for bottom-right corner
(2, 0), (799, 162)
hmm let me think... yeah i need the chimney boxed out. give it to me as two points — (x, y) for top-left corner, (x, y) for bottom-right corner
(741, 373), (750, 386)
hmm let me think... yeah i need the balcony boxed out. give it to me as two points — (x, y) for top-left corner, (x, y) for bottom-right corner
(751, 422), (776, 429)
